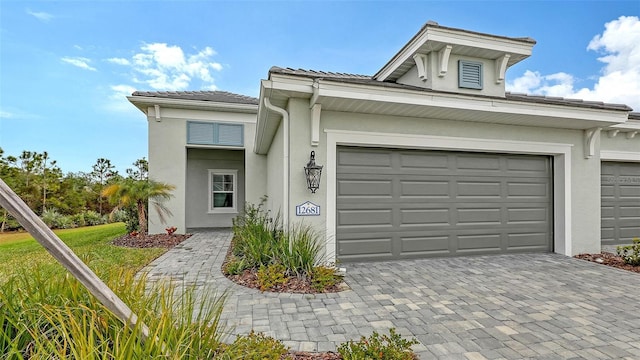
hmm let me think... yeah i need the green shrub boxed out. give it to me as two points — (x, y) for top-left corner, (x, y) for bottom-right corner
(41, 209), (76, 229)
(218, 331), (289, 359)
(82, 210), (105, 226)
(617, 238), (640, 266)
(311, 266), (344, 292)
(223, 256), (249, 276)
(256, 264), (287, 291)
(110, 209), (129, 223)
(338, 328), (419, 360)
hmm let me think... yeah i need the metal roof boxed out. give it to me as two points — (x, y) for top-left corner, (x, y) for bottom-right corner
(131, 90), (259, 105)
(269, 67), (633, 112)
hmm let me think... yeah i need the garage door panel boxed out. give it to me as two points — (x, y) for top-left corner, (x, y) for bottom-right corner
(456, 208), (502, 225)
(601, 162), (640, 245)
(506, 157), (549, 173)
(400, 180), (450, 197)
(339, 237), (393, 259)
(338, 150), (392, 168)
(507, 182), (549, 197)
(620, 185), (640, 199)
(620, 206), (640, 219)
(507, 233), (549, 248)
(456, 155), (501, 171)
(337, 179), (393, 197)
(621, 226), (640, 240)
(400, 208), (450, 225)
(399, 153), (449, 169)
(337, 147), (552, 261)
(601, 184), (615, 199)
(400, 236), (451, 255)
(337, 209), (393, 227)
(601, 206), (615, 219)
(457, 234), (501, 251)
(507, 207), (547, 223)
(456, 181), (502, 198)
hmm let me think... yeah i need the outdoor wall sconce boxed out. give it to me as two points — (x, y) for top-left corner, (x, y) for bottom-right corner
(304, 151), (323, 193)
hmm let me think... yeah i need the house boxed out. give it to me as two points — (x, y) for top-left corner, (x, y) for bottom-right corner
(128, 21), (640, 263)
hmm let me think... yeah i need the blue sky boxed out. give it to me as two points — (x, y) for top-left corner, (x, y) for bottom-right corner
(1, 1), (639, 174)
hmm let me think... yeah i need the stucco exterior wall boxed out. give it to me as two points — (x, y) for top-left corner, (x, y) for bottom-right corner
(147, 107), (187, 234)
(266, 119), (285, 217)
(244, 121), (267, 207)
(185, 149), (244, 229)
(287, 99), (327, 233)
(147, 106), (259, 233)
(279, 101), (604, 258)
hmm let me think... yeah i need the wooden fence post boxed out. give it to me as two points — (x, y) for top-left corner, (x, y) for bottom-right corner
(0, 178), (149, 340)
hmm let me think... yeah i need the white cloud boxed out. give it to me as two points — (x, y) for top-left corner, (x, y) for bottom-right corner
(0, 110), (14, 119)
(105, 85), (138, 112)
(116, 43), (222, 90)
(26, 8), (53, 22)
(507, 16), (640, 111)
(108, 57), (130, 66)
(61, 57), (97, 71)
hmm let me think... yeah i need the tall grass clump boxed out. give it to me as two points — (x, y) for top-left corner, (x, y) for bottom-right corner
(0, 267), (228, 359)
(231, 200), (283, 268)
(229, 200), (343, 292)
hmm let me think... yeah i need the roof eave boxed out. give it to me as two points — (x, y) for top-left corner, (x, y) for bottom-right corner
(127, 96), (259, 115)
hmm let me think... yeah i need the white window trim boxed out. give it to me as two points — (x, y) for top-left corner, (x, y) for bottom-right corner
(208, 169), (238, 214)
(324, 129), (574, 263)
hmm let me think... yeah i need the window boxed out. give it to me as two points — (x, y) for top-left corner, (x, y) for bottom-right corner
(187, 121), (243, 146)
(208, 169), (237, 213)
(458, 60), (483, 90)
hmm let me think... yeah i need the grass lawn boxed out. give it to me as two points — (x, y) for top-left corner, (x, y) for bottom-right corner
(0, 223), (166, 282)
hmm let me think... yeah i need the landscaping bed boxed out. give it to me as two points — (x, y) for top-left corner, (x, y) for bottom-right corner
(112, 232), (191, 248)
(574, 251), (640, 273)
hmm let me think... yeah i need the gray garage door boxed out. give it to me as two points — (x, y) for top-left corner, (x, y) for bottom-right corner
(601, 162), (640, 245)
(336, 147), (553, 262)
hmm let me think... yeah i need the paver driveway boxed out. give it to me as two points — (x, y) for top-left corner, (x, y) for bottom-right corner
(142, 230), (640, 359)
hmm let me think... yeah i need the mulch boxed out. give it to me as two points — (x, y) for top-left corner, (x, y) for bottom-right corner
(574, 252), (640, 273)
(111, 233), (192, 248)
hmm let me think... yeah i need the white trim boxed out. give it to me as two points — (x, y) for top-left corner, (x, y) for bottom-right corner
(600, 150), (640, 162)
(208, 169), (238, 214)
(324, 129), (574, 262)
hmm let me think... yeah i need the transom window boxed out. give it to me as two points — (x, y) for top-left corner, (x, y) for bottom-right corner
(208, 169), (237, 213)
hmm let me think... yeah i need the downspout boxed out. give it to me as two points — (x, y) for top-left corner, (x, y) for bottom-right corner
(263, 97), (290, 237)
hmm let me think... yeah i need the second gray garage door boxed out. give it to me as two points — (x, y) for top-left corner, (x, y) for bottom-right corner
(336, 147), (553, 262)
(601, 162), (640, 245)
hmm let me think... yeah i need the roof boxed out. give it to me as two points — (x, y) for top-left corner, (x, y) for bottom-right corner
(131, 90), (259, 105)
(269, 67), (633, 112)
(630, 112), (640, 120)
(374, 20), (536, 82)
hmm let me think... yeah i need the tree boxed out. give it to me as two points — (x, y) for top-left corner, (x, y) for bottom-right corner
(91, 158), (116, 214)
(126, 158), (148, 180)
(101, 178), (175, 234)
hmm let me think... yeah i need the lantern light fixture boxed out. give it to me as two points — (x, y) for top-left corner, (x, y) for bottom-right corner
(304, 151), (323, 193)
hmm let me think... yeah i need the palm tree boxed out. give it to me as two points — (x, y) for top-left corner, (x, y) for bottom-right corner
(101, 179), (175, 234)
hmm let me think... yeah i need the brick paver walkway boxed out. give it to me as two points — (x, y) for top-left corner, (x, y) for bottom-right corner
(142, 230), (640, 359)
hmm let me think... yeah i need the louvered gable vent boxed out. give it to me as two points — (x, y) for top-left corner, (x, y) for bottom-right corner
(458, 60), (483, 90)
(187, 121), (244, 146)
